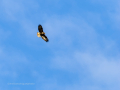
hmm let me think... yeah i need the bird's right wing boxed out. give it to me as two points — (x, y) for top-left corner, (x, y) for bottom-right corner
(41, 34), (49, 42)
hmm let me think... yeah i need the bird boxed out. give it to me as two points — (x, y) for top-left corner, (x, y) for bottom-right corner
(37, 25), (49, 42)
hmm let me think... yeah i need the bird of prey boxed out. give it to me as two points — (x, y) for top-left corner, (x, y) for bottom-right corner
(37, 25), (49, 42)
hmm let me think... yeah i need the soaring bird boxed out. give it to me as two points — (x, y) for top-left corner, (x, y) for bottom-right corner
(37, 25), (49, 42)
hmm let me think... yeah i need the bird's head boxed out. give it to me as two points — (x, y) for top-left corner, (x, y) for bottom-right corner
(37, 32), (40, 37)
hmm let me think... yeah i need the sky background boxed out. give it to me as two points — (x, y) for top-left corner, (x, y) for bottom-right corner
(0, 0), (120, 90)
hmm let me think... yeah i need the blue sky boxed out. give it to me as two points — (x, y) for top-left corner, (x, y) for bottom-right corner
(0, 0), (120, 90)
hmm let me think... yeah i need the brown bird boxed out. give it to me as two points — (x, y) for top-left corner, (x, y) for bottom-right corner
(37, 25), (49, 42)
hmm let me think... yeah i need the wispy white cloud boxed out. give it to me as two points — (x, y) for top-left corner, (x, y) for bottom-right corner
(109, 2), (120, 30)
(49, 51), (120, 89)
(0, 27), (29, 82)
(0, 48), (28, 77)
(90, 0), (120, 30)
(0, 0), (24, 21)
(0, 0), (39, 21)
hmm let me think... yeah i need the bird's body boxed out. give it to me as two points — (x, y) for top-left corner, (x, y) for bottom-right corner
(37, 25), (49, 42)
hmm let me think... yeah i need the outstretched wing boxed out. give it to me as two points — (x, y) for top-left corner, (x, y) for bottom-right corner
(41, 34), (49, 42)
(38, 25), (43, 32)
